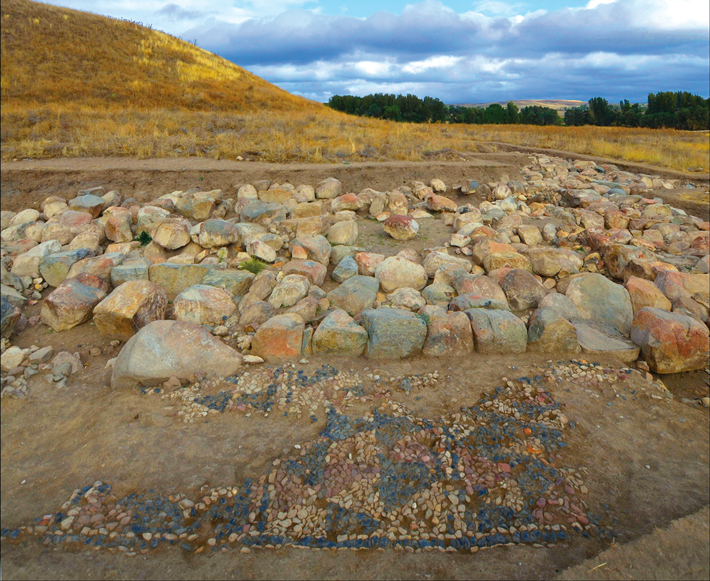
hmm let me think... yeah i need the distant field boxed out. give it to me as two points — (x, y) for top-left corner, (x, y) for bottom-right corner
(454, 100), (587, 111)
(1, 0), (707, 172)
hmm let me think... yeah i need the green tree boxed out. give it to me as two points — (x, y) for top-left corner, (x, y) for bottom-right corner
(506, 102), (520, 123)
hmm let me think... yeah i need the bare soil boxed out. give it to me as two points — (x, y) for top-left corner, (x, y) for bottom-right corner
(2, 151), (708, 219)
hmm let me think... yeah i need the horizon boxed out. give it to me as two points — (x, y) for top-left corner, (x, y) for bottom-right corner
(30, 0), (710, 104)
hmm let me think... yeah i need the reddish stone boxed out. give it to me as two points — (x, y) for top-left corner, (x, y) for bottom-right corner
(355, 252), (385, 276)
(252, 313), (305, 361)
(281, 260), (327, 286)
(624, 276), (672, 313)
(631, 307), (709, 373)
(41, 275), (108, 331)
(383, 215), (419, 241)
(426, 194), (457, 212)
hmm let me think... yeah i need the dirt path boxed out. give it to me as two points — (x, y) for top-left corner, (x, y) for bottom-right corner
(2, 151), (708, 219)
(557, 506), (710, 581)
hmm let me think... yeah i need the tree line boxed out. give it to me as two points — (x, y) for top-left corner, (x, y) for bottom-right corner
(326, 91), (710, 130)
(565, 93), (709, 130)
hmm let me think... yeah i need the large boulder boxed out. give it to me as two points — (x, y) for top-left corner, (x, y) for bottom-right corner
(315, 178), (342, 199)
(327, 221), (358, 246)
(111, 320), (243, 388)
(565, 273), (633, 335)
(240, 200), (287, 225)
(68, 194), (105, 218)
(173, 284), (237, 326)
(268, 275), (310, 309)
(312, 310), (368, 356)
(202, 269), (254, 298)
(39, 249), (93, 287)
(571, 320), (640, 363)
(500, 269), (546, 311)
(1, 296), (21, 339)
(327, 275), (379, 316)
(174, 192), (215, 222)
(252, 313), (305, 361)
(423, 251), (472, 277)
(374, 256), (428, 293)
(289, 235), (332, 266)
(332, 256), (358, 283)
(11, 240), (62, 278)
(198, 219), (241, 248)
(153, 221), (191, 250)
(631, 308), (709, 373)
(111, 259), (151, 287)
(104, 209), (133, 243)
(624, 277), (672, 313)
(525, 248), (583, 278)
(93, 280), (167, 340)
(452, 274), (507, 304)
(420, 306), (473, 357)
(148, 263), (212, 299)
(361, 308), (427, 359)
(41, 275), (108, 332)
(465, 309), (527, 354)
(527, 308), (580, 353)
(383, 215), (419, 240)
(281, 260), (327, 286)
(483, 252), (531, 274)
(66, 252), (125, 283)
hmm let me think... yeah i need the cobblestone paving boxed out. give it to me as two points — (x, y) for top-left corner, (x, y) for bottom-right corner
(1, 361), (621, 555)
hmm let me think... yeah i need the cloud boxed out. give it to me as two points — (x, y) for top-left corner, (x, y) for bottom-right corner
(48, 0), (709, 104)
(154, 3), (210, 21)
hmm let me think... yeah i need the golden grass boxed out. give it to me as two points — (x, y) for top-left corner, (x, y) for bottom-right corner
(2, 0), (708, 172)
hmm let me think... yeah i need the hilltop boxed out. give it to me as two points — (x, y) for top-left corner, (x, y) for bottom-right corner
(457, 100), (586, 112)
(0, 0), (706, 171)
(0, 0), (320, 113)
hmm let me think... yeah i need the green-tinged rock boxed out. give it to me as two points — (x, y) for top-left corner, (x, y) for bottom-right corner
(327, 275), (379, 316)
(202, 269), (254, 298)
(464, 309), (527, 354)
(239, 200), (287, 225)
(332, 256), (358, 283)
(39, 249), (93, 287)
(527, 308), (581, 353)
(312, 309), (368, 356)
(565, 273), (633, 335)
(110, 259), (152, 287)
(148, 263), (212, 299)
(361, 308), (427, 359)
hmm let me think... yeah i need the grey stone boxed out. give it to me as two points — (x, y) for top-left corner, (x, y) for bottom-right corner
(361, 308), (427, 359)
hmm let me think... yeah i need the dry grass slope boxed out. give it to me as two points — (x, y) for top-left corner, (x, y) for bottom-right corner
(0, 0), (318, 112)
(1, 0), (708, 172)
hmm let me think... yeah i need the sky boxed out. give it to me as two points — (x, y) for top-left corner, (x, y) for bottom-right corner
(43, 0), (710, 104)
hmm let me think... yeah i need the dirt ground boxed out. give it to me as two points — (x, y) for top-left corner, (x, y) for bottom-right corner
(2, 147), (710, 580)
(1, 150), (708, 219)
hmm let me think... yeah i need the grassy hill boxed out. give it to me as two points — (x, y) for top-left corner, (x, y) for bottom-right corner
(0, 0), (706, 171)
(0, 0), (320, 113)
